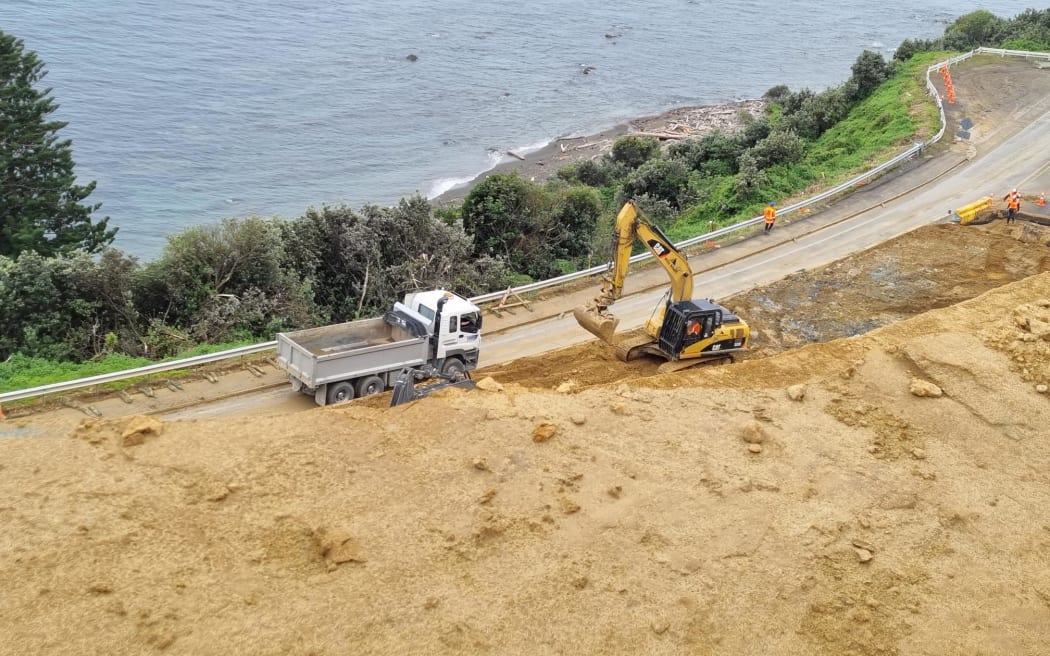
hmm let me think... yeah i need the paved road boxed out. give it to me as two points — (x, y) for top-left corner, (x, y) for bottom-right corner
(481, 133), (1050, 368)
(164, 85), (1050, 421)
(20, 61), (1048, 427)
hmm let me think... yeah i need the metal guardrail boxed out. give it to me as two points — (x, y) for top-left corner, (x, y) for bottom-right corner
(0, 343), (278, 404)
(5, 47), (1046, 405)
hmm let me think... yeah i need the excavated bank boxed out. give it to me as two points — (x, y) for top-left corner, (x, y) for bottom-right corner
(1, 222), (1049, 655)
(481, 221), (1050, 390)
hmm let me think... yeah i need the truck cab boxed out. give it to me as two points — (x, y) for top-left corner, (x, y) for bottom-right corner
(401, 289), (483, 374)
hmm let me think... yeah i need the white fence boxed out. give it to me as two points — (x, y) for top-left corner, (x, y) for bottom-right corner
(3, 47), (1044, 404)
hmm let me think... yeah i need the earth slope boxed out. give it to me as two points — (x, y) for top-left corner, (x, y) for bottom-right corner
(2, 228), (1049, 655)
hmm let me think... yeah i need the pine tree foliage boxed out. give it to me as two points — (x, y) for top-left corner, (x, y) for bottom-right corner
(1, 31), (115, 257)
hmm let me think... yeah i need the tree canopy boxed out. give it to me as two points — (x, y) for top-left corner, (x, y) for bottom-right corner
(0, 31), (115, 257)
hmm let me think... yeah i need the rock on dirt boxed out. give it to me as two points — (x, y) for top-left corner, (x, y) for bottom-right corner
(740, 420), (768, 444)
(532, 422), (557, 442)
(475, 377), (504, 392)
(120, 415), (163, 446)
(909, 379), (944, 398)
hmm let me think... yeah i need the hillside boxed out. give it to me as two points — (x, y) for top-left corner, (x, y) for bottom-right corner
(2, 221), (1049, 655)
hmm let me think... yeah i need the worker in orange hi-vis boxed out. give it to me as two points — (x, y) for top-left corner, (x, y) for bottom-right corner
(763, 202), (777, 234)
(1005, 191), (1021, 224)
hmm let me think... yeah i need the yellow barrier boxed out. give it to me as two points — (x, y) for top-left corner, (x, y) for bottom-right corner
(955, 197), (992, 225)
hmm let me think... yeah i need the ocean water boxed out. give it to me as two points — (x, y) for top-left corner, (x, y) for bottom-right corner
(0, 0), (1038, 258)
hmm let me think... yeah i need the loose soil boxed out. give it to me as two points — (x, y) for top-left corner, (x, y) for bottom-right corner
(4, 60), (1050, 656)
(3, 221), (1049, 656)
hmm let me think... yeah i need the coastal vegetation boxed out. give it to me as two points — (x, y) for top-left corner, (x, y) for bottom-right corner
(2, 9), (1049, 391)
(0, 32), (115, 258)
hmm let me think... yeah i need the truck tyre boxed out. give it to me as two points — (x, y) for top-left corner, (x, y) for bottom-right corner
(356, 375), (385, 397)
(326, 381), (356, 404)
(441, 358), (465, 378)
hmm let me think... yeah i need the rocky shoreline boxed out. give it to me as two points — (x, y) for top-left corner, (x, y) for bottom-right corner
(431, 99), (766, 206)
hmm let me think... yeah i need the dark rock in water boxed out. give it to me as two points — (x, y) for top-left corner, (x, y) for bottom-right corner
(406, 53), (418, 62)
(581, 66), (596, 75)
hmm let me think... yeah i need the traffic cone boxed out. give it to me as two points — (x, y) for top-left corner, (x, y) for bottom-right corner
(1039, 192), (1045, 207)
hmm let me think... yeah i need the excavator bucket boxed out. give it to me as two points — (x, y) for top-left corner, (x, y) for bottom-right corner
(573, 305), (620, 343)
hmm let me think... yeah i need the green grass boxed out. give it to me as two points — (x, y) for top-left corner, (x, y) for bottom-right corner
(0, 338), (261, 394)
(666, 53), (944, 241)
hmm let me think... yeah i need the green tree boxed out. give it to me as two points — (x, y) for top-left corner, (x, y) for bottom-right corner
(848, 50), (891, 102)
(0, 251), (98, 360)
(621, 158), (690, 209)
(610, 135), (660, 169)
(461, 173), (542, 261)
(943, 10), (1006, 50)
(746, 129), (805, 170)
(0, 32), (115, 257)
(548, 187), (602, 260)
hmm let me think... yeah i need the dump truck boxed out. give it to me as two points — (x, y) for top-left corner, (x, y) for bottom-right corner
(276, 289), (482, 405)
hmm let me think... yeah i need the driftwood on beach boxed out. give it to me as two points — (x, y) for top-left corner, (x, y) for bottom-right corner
(627, 131), (691, 141)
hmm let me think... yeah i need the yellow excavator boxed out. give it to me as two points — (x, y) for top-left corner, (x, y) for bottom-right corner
(573, 200), (750, 372)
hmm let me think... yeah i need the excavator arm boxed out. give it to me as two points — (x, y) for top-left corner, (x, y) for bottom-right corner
(574, 201), (694, 341)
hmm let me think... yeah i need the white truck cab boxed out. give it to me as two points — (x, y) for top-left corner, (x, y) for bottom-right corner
(400, 289), (483, 373)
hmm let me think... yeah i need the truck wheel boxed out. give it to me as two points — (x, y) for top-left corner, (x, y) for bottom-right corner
(356, 375), (385, 397)
(326, 381), (356, 404)
(441, 358), (465, 379)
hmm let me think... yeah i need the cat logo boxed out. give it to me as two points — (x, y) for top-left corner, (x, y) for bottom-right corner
(647, 239), (669, 257)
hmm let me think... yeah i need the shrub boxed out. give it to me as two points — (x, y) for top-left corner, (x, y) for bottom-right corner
(848, 50), (891, 102)
(621, 158), (690, 209)
(610, 135), (660, 169)
(746, 129), (805, 170)
(944, 10), (1007, 50)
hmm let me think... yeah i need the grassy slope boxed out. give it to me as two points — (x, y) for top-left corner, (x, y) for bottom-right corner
(0, 339), (259, 394)
(670, 52), (946, 240)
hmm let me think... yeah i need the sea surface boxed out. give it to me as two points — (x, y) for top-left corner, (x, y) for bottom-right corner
(0, 0), (1038, 258)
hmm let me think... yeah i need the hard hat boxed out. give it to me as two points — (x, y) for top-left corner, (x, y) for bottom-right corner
(769, 202), (776, 206)
(1013, 188), (1018, 192)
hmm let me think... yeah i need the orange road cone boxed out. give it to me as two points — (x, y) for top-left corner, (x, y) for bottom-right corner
(1039, 192), (1046, 207)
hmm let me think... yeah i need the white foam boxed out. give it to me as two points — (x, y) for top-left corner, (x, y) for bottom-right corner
(427, 175), (476, 198)
(426, 148), (522, 199)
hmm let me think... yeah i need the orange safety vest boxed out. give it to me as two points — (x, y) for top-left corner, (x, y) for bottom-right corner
(764, 205), (776, 224)
(1009, 196), (1021, 211)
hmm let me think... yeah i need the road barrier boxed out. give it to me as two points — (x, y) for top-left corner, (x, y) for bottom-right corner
(954, 197), (993, 225)
(5, 46), (1049, 405)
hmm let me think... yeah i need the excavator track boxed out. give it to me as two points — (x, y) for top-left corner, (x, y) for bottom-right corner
(613, 333), (661, 363)
(655, 354), (734, 375)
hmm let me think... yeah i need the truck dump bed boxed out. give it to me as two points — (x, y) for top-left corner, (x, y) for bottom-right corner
(276, 304), (431, 389)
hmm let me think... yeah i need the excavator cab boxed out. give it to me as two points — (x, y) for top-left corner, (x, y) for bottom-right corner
(658, 299), (748, 361)
(660, 302), (717, 356)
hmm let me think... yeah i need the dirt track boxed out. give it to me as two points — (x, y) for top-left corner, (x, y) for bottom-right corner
(3, 59), (1050, 655)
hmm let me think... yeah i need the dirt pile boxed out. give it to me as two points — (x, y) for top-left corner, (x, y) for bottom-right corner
(3, 264), (1050, 654)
